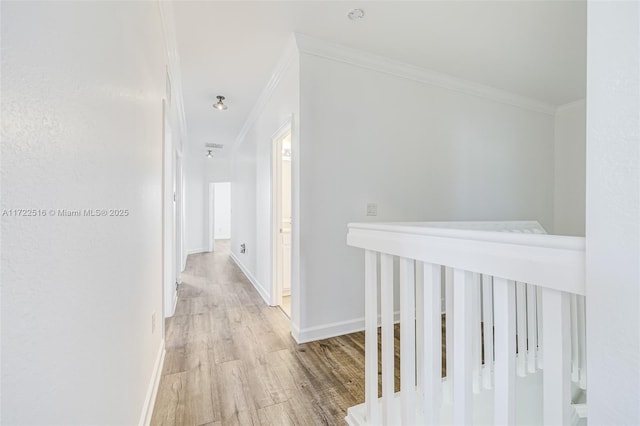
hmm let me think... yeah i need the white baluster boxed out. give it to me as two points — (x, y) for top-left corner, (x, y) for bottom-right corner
(481, 274), (494, 390)
(542, 288), (572, 426)
(577, 295), (587, 389)
(453, 269), (473, 426)
(416, 261), (424, 422)
(527, 284), (538, 373)
(445, 267), (454, 403)
(472, 273), (482, 394)
(422, 262), (442, 425)
(516, 282), (527, 377)
(493, 277), (516, 426)
(536, 286), (544, 369)
(364, 250), (379, 424)
(570, 295), (579, 382)
(380, 253), (395, 424)
(400, 257), (416, 424)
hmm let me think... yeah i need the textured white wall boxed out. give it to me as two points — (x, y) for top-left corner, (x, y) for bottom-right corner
(554, 101), (586, 236)
(1, 2), (166, 424)
(586, 2), (640, 424)
(231, 50), (300, 309)
(297, 52), (555, 339)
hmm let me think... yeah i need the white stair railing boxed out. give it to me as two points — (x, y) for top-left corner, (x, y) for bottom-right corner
(345, 221), (586, 426)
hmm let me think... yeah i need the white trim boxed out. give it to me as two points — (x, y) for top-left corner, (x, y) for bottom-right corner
(294, 33), (557, 116)
(295, 312), (401, 344)
(234, 37), (297, 152)
(555, 98), (586, 114)
(229, 252), (271, 306)
(186, 248), (208, 255)
(348, 221), (585, 296)
(291, 322), (301, 343)
(171, 290), (178, 317)
(138, 340), (165, 426)
(271, 116), (294, 143)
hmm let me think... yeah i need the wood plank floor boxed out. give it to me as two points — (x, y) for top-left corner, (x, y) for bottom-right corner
(150, 240), (370, 426)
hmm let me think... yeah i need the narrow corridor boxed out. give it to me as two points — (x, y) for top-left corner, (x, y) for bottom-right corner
(151, 241), (366, 425)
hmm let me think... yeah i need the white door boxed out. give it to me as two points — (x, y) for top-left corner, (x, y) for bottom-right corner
(273, 129), (292, 315)
(280, 152), (292, 296)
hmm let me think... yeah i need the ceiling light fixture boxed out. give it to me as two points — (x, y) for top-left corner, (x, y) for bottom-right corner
(213, 95), (228, 110)
(347, 8), (365, 20)
(206, 150), (214, 158)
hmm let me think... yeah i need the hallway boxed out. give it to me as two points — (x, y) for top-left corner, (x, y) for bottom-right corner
(151, 241), (365, 425)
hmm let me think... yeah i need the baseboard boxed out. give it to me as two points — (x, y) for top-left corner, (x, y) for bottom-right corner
(295, 311), (401, 344)
(229, 252), (271, 305)
(186, 247), (208, 255)
(291, 321), (301, 343)
(138, 339), (165, 426)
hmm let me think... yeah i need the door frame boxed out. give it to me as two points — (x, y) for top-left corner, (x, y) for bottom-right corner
(175, 151), (184, 284)
(271, 117), (292, 308)
(162, 100), (177, 318)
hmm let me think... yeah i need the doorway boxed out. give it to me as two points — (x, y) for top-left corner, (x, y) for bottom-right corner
(272, 125), (292, 317)
(209, 182), (231, 252)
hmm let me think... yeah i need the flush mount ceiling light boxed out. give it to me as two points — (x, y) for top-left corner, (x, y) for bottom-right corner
(212, 95), (228, 110)
(347, 8), (365, 20)
(206, 150), (214, 158)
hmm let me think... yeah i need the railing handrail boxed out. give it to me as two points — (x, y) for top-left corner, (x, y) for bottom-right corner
(347, 221), (585, 295)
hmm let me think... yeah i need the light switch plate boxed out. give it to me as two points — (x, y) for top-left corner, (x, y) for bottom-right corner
(366, 203), (378, 216)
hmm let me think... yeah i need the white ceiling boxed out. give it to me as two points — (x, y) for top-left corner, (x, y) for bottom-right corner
(173, 1), (586, 157)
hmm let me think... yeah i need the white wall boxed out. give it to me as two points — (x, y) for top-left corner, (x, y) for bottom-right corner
(586, 2), (640, 424)
(554, 100), (586, 236)
(297, 51), (555, 340)
(205, 156), (231, 182)
(214, 182), (231, 239)
(231, 46), (300, 307)
(1, 2), (166, 424)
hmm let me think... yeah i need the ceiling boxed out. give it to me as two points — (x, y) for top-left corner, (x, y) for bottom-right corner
(173, 1), (586, 157)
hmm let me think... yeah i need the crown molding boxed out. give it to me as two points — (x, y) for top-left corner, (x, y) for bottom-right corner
(233, 36), (298, 153)
(555, 98), (586, 114)
(294, 33), (557, 116)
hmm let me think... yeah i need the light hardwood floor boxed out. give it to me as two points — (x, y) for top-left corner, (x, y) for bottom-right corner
(150, 240), (369, 426)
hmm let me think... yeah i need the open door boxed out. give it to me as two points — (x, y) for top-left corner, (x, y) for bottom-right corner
(272, 122), (292, 318)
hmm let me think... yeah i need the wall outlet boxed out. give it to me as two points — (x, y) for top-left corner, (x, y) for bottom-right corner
(151, 312), (156, 334)
(366, 203), (378, 216)
(240, 243), (246, 254)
